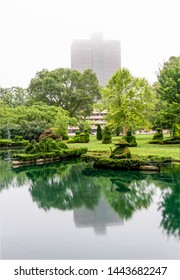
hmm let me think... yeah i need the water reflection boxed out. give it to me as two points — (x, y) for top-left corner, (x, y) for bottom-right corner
(158, 164), (180, 238)
(74, 197), (123, 235)
(0, 158), (180, 239)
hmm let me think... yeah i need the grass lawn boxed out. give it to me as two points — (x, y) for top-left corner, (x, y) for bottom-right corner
(66, 134), (180, 160)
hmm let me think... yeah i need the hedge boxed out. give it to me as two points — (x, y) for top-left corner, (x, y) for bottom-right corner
(13, 147), (88, 162)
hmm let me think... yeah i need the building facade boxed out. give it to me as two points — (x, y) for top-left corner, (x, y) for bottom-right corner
(71, 33), (121, 86)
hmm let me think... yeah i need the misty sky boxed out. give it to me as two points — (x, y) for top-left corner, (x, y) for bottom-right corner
(0, 0), (179, 88)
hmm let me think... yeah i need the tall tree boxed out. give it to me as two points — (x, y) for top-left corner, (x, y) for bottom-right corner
(0, 86), (28, 107)
(155, 56), (180, 127)
(28, 68), (100, 118)
(99, 68), (155, 132)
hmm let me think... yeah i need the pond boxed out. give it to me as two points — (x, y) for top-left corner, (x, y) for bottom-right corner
(0, 150), (180, 260)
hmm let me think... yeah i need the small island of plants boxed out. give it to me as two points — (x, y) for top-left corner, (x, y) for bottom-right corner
(12, 137), (87, 167)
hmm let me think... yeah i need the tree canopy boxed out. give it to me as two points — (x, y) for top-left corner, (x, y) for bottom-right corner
(98, 68), (155, 132)
(0, 102), (75, 140)
(155, 56), (180, 128)
(28, 68), (100, 118)
(0, 86), (28, 107)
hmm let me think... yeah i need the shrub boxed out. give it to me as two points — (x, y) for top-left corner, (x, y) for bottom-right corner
(0, 139), (29, 147)
(67, 132), (90, 143)
(13, 147), (88, 162)
(102, 126), (112, 144)
(96, 124), (102, 140)
(14, 135), (23, 142)
(0, 139), (12, 147)
(75, 130), (81, 135)
(25, 137), (68, 154)
(122, 130), (137, 146)
(93, 158), (143, 170)
(148, 140), (163, 144)
(152, 128), (163, 140)
(161, 139), (180, 144)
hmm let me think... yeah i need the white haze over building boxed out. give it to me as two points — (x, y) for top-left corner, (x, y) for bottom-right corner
(0, 0), (179, 88)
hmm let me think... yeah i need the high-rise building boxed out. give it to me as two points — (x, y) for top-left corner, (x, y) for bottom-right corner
(71, 32), (121, 86)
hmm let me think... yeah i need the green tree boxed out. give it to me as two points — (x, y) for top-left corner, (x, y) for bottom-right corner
(0, 103), (75, 140)
(99, 68), (155, 132)
(28, 68), (100, 118)
(52, 110), (77, 139)
(155, 56), (180, 127)
(0, 86), (28, 107)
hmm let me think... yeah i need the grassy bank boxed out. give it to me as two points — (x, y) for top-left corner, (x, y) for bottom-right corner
(66, 134), (180, 160)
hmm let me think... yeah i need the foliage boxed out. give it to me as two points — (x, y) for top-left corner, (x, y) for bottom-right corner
(158, 164), (180, 238)
(25, 138), (68, 154)
(78, 120), (92, 133)
(52, 110), (77, 139)
(122, 130), (137, 146)
(28, 68), (100, 118)
(93, 158), (143, 170)
(13, 147), (88, 162)
(102, 125), (112, 144)
(66, 134), (180, 160)
(149, 125), (180, 144)
(0, 139), (29, 147)
(67, 130), (90, 143)
(152, 128), (163, 140)
(161, 139), (180, 144)
(0, 103), (75, 141)
(155, 56), (180, 127)
(96, 124), (102, 140)
(148, 140), (163, 144)
(99, 68), (155, 132)
(0, 86), (28, 107)
(13, 137), (87, 162)
(110, 146), (131, 159)
(172, 123), (180, 139)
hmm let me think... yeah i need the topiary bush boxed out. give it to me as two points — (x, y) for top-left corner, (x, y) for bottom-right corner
(96, 124), (102, 140)
(152, 128), (163, 140)
(0, 138), (29, 147)
(122, 130), (137, 147)
(93, 158), (143, 170)
(13, 147), (88, 162)
(102, 126), (112, 144)
(67, 131), (90, 143)
(148, 140), (163, 144)
(25, 138), (68, 154)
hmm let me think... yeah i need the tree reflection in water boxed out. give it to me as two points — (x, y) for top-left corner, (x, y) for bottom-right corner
(82, 168), (155, 220)
(0, 160), (27, 190)
(1, 158), (179, 239)
(158, 164), (180, 238)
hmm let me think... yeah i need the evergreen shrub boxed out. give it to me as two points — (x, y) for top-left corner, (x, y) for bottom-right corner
(96, 124), (102, 140)
(67, 131), (90, 143)
(122, 130), (137, 146)
(102, 126), (112, 144)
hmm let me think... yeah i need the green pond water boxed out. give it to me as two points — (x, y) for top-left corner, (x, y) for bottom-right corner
(0, 150), (180, 260)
